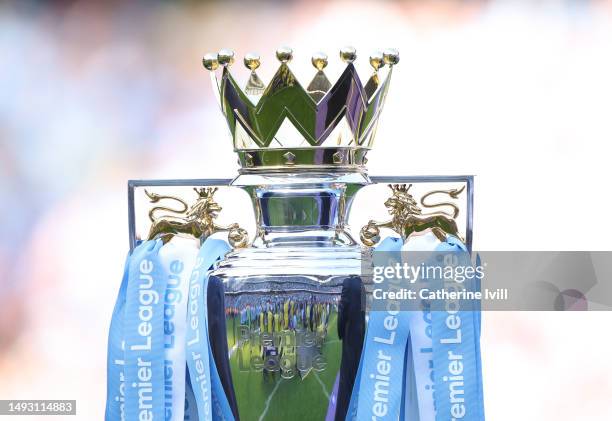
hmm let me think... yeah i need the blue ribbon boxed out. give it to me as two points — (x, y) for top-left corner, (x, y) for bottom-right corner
(157, 239), (199, 421)
(107, 238), (236, 421)
(349, 235), (484, 421)
(402, 244), (436, 421)
(431, 238), (484, 421)
(185, 238), (234, 421)
(105, 253), (130, 421)
(350, 237), (409, 420)
(123, 239), (167, 421)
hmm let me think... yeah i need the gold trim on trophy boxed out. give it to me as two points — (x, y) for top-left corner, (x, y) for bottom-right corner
(145, 188), (249, 248)
(201, 46), (399, 173)
(360, 184), (465, 246)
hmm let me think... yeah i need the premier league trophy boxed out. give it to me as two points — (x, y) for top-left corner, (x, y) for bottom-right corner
(106, 47), (481, 421)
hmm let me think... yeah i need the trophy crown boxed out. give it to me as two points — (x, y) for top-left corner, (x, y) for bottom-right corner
(203, 46), (399, 173)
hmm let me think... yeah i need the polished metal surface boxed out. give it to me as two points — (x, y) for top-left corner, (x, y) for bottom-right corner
(231, 172), (368, 248)
(236, 147), (369, 172)
(202, 47), (397, 172)
(244, 52), (265, 96)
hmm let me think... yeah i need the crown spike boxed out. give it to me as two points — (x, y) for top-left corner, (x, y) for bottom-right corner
(212, 46), (397, 170)
(203, 52), (222, 108)
(202, 53), (219, 71)
(276, 46), (293, 63)
(307, 51), (331, 102)
(383, 49), (400, 66)
(244, 52), (265, 95)
(369, 51), (385, 72)
(311, 52), (328, 71)
(218, 49), (235, 67)
(364, 51), (385, 97)
(340, 46), (357, 63)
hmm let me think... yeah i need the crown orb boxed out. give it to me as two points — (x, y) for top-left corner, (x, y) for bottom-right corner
(218, 49), (235, 67)
(369, 52), (385, 71)
(276, 46), (293, 63)
(339, 46), (357, 63)
(202, 53), (219, 71)
(311, 52), (328, 71)
(244, 53), (261, 70)
(383, 48), (400, 66)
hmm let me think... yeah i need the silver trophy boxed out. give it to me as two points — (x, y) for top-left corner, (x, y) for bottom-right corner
(127, 47), (472, 420)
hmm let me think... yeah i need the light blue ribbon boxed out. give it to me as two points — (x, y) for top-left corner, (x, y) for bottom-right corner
(185, 238), (234, 421)
(474, 254), (484, 418)
(431, 237), (484, 421)
(105, 253), (130, 421)
(350, 237), (410, 420)
(349, 235), (484, 421)
(402, 241), (437, 421)
(157, 239), (199, 421)
(107, 238), (235, 421)
(123, 239), (167, 421)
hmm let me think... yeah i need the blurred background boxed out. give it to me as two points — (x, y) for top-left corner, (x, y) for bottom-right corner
(1, 0), (612, 419)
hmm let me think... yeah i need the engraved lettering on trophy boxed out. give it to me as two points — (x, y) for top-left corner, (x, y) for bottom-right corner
(234, 324), (328, 379)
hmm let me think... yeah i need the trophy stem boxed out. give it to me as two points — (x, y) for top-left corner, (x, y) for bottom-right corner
(231, 171), (370, 248)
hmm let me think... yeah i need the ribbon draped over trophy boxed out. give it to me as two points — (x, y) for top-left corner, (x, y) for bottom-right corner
(106, 187), (245, 421)
(105, 46), (484, 421)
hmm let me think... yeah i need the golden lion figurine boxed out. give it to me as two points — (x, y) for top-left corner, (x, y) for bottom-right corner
(360, 184), (464, 246)
(145, 187), (248, 248)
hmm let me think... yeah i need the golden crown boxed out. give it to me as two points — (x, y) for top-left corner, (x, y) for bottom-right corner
(202, 46), (399, 172)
